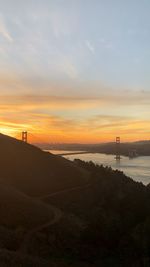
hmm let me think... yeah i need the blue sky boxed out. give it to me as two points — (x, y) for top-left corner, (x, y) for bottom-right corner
(0, 0), (150, 142)
(0, 0), (150, 87)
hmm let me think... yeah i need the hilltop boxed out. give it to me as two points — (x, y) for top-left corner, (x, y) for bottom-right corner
(0, 134), (89, 196)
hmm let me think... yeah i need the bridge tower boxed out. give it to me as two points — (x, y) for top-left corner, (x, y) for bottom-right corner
(115, 136), (121, 160)
(22, 131), (27, 143)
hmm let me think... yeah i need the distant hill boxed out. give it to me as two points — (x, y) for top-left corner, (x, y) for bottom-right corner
(134, 140), (150, 144)
(0, 134), (89, 196)
(37, 140), (150, 156)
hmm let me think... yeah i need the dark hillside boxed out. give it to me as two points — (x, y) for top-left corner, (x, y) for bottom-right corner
(0, 180), (54, 229)
(0, 134), (88, 196)
(1, 135), (150, 265)
(0, 249), (93, 267)
(42, 160), (150, 264)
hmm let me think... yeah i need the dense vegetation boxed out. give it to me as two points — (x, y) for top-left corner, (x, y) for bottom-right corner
(43, 160), (150, 266)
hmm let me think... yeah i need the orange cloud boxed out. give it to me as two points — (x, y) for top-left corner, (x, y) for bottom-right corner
(0, 78), (150, 143)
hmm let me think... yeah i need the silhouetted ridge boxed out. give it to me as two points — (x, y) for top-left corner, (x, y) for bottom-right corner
(0, 134), (88, 196)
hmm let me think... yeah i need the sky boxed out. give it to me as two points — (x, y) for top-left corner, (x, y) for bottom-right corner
(0, 0), (150, 143)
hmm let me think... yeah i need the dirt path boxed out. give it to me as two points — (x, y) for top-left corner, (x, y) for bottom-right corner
(20, 183), (91, 254)
(20, 204), (62, 253)
(39, 183), (91, 200)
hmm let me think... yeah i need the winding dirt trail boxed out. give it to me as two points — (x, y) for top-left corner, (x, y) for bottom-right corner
(38, 183), (91, 200)
(20, 204), (62, 253)
(20, 183), (91, 254)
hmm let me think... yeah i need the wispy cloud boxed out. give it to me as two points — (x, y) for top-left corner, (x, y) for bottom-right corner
(0, 16), (13, 42)
(85, 40), (95, 54)
(57, 58), (78, 79)
(50, 12), (71, 38)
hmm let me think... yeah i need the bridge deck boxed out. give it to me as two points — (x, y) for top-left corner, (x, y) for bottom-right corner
(57, 151), (91, 156)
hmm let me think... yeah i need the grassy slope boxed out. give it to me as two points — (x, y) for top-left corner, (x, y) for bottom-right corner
(0, 134), (89, 196)
(0, 180), (54, 230)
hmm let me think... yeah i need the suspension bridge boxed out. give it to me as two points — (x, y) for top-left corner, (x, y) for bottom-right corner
(13, 131), (122, 159)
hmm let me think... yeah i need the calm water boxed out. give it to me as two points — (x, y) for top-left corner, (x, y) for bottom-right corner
(47, 150), (150, 185)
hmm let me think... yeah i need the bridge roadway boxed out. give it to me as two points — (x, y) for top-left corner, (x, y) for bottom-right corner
(57, 151), (92, 156)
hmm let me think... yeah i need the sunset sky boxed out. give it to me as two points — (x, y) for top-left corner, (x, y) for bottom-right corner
(0, 0), (150, 143)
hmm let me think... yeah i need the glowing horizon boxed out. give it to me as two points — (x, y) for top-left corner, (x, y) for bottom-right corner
(0, 1), (150, 143)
